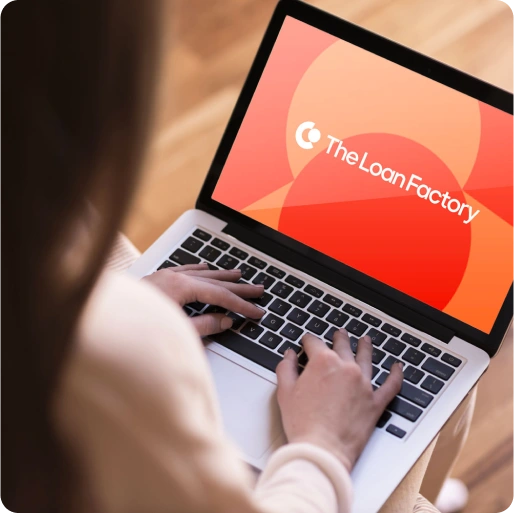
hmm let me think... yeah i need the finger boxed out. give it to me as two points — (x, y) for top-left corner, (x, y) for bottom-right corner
(355, 335), (373, 381)
(168, 263), (210, 273)
(276, 349), (299, 405)
(188, 279), (264, 319)
(302, 332), (330, 359)
(192, 277), (264, 298)
(181, 269), (242, 282)
(191, 313), (233, 337)
(332, 329), (354, 361)
(374, 362), (404, 411)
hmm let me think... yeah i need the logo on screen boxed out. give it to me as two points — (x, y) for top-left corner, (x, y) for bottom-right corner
(295, 121), (321, 150)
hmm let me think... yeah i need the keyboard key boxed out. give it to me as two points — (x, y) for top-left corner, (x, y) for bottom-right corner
(382, 355), (402, 371)
(388, 396), (423, 422)
(262, 313), (285, 332)
(298, 352), (309, 366)
(199, 245), (221, 262)
(240, 322), (264, 340)
(267, 266), (286, 279)
(367, 328), (387, 346)
(251, 292), (273, 307)
(421, 357), (455, 381)
(287, 308), (310, 326)
(346, 319), (368, 337)
(207, 264), (219, 271)
(158, 260), (177, 270)
(304, 285), (323, 298)
(402, 348), (425, 366)
(375, 372), (389, 386)
(381, 323), (402, 337)
(421, 343), (442, 358)
(372, 365), (380, 379)
(441, 353), (462, 367)
(269, 298), (292, 316)
(307, 300), (330, 318)
(270, 281), (294, 299)
(386, 425), (406, 439)
(342, 303), (362, 317)
(289, 291), (312, 308)
(217, 254), (239, 270)
(183, 306), (194, 316)
(278, 341), (301, 354)
(349, 337), (359, 353)
(260, 332), (282, 349)
(362, 314), (382, 327)
(376, 411), (392, 428)
(226, 312), (245, 330)
(280, 323), (303, 341)
(401, 333), (422, 347)
(420, 375), (445, 394)
(306, 318), (329, 335)
(248, 256), (267, 269)
(403, 366), (425, 385)
(170, 248), (201, 265)
(229, 247), (248, 260)
(324, 326), (338, 342)
(211, 238), (230, 251)
(239, 263), (258, 280)
(181, 236), (204, 253)
(383, 338), (406, 356)
(188, 301), (206, 311)
(210, 330), (282, 372)
(193, 229), (211, 241)
(372, 348), (386, 365)
(285, 275), (305, 288)
(252, 272), (276, 289)
(323, 294), (343, 308)
(399, 381), (434, 408)
(205, 305), (227, 315)
(326, 310), (350, 327)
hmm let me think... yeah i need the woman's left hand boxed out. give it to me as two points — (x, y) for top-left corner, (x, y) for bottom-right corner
(142, 263), (265, 337)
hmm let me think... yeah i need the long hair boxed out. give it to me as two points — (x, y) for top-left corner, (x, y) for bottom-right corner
(2, 1), (160, 511)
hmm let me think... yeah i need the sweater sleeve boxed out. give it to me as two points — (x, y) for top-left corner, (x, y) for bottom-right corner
(55, 272), (353, 513)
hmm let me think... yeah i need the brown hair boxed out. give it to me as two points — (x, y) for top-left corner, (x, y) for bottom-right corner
(2, 1), (160, 511)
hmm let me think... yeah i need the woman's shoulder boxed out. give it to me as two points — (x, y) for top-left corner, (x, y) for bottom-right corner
(64, 271), (211, 406)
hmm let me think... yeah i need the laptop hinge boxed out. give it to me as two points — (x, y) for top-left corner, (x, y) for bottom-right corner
(222, 222), (455, 343)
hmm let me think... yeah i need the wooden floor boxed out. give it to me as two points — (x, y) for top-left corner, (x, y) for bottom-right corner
(124, 1), (513, 512)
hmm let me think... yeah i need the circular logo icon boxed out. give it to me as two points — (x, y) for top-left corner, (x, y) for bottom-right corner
(295, 121), (321, 150)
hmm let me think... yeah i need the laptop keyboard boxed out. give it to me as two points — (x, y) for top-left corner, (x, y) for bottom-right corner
(155, 227), (465, 440)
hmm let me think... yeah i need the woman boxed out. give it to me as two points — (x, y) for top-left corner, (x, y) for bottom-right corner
(2, 2), (466, 512)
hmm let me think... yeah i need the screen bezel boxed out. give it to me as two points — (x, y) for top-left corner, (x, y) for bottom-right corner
(197, 0), (513, 357)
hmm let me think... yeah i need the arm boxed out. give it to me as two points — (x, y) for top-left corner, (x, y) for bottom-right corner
(55, 271), (400, 513)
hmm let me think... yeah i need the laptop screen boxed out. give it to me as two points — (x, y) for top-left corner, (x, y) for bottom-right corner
(212, 16), (513, 334)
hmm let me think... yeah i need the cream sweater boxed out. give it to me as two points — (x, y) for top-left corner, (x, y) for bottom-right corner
(55, 272), (353, 513)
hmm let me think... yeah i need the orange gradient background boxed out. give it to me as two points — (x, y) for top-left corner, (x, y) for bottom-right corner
(212, 17), (513, 333)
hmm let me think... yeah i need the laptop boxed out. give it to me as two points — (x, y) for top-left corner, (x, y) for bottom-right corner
(128, 1), (513, 511)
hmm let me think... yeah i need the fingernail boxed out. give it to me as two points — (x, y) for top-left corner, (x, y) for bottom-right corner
(339, 328), (348, 335)
(221, 317), (233, 330)
(230, 269), (241, 273)
(397, 362), (404, 370)
(363, 335), (371, 344)
(256, 284), (265, 289)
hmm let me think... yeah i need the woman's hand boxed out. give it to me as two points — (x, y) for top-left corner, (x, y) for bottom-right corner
(276, 329), (403, 473)
(143, 263), (265, 337)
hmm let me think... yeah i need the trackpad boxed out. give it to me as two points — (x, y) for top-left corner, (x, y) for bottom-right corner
(206, 349), (283, 460)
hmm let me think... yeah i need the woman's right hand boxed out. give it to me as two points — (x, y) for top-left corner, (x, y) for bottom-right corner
(276, 329), (403, 473)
